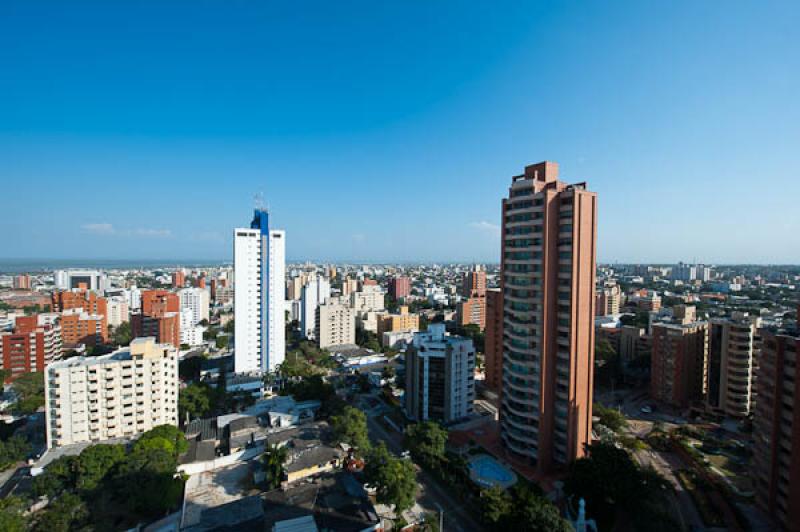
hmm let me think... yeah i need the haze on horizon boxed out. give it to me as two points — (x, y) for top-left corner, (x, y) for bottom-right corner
(1, 2), (798, 264)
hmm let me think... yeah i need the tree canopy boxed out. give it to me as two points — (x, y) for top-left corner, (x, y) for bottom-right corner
(364, 443), (417, 514)
(330, 406), (370, 451)
(404, 421), (447, 465)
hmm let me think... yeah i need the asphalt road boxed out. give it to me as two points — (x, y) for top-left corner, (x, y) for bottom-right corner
(365, 410), (484, 532)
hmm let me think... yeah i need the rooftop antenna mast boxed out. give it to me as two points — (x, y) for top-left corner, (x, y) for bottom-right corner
(254, 192), (268, 212)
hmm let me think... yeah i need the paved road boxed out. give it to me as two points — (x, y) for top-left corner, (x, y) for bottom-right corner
(365, 412), (484, 532)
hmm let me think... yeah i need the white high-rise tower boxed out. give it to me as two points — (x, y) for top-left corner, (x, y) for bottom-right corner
(234, 208), (286, 373)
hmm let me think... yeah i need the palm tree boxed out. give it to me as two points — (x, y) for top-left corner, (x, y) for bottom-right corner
(261, 444), (288, 489)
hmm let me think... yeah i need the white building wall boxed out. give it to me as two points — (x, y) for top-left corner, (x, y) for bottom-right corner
(179, 287), (210, 325)
(234, 228), (262, 373)
(267, 230), (286, 372)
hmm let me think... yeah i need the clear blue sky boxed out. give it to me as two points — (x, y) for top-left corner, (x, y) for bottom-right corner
(1, 1), (798, 264)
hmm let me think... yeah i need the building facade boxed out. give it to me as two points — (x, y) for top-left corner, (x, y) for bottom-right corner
(376, 306), (420, 336)
(404, 324), (475, 423)
(300, 276), (330, 340)
(456, 296), (486, 330)
(316, 300), (356, 349)
(388, 276), (411, 300)
(54, 269), (107, 292)
(179, 287), (210, 326)
(44, 337), (179, 448)
(0, 315), (62, 382)
(707, 312), (760, 418)
(752, 312), (799, 532)
(234, 209), (286, 373)
(650, 306), (708, 408)
(484, 288), (503, 393)
(499, 161), (597, 473)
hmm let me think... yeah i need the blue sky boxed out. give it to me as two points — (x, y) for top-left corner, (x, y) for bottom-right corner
(1, 1), (798, 263)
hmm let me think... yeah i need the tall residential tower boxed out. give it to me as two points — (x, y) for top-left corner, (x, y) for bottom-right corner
(499, 161), (597, 474)
(234, 209), (286, 373)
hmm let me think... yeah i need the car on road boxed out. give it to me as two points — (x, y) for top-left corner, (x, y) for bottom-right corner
(640, 405), (653, 414)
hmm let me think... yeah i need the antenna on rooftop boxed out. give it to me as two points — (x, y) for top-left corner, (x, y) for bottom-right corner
(254, 192), (266, 212)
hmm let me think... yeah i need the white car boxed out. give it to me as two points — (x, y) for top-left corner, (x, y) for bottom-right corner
(640, 405), (653, 414)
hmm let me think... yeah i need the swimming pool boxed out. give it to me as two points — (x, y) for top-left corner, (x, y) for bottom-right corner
(468, 454), (517, 489)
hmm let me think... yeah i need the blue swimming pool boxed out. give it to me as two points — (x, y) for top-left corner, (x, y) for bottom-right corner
(468, 454), (517, 489)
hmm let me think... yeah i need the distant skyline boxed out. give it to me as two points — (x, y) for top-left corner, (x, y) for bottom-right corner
(1, 2), (798, 264)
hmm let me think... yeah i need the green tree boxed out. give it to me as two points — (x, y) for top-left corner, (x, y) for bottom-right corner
(0, 435), (31, 470)
(75, 444), (126, 492)
(479, 486), (513, 526)
(509, 484), (572, 532)
(115, 446), (185, 517)
(261, 443), (288, 489)
(594, 404), (628, 433)
(330, 406), (370, 451)
(136, 424), (189, 457)
(364, 443), (417, 514)
(111, 322), (133, 346)
(33, 492), (88, 532)
(32, 455), (78, 498)
(0, 496), (28, 532)
(11, 372), (45, 414)
(215, 335), (229, 349)
(179, 383), (213, 421)
(404, 421), (447, 465)
(565, 442), (672, 531)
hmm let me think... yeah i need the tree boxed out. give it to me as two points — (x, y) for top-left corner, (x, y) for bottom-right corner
(11, 372), (45, 415)
(136, 425), (189, 457)
(33, 492), (88, 532)
(215, 335), (229, 349)
(179, 383), (213, 421)
(115, 446), (184, 517)
(33, 455), (78, 498)
(111, 322), (132, 347)
(404, 422), (447, 465)
(565, 442), (672, 531)
(75, 444), (126, 492)
(364, 443), (417, 514)
(261, 443), (288, 489)
(594, 404), (628, 433)
(479, 486), (513, 526)
(0, 434), (31, 470)
(509, 484), (572, 532)
(330, 406), (370, 451)
(0, 496), (28, 532)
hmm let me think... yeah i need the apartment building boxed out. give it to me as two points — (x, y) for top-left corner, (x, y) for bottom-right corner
(132, 290), (181, 348)
(388, 276), (411, 300)
(752, 311), (799, 531)
(316, 300), (355, 349)
(61, 308), (107, 348)
(650, 305), (709, 408)
(44, 337), (179, 448)
(106, 296), (129, 328)
(707, 312), (760, 418)
(179, 287), (210, 325)
(499, 161), (597, 473)
(404, 324), (475, 423)
(484, 288), (503, 393)
(0, 315), (62, 382)
(595, 283), (621, 316)
(456, 296), (486, 330)
(376, 306), (420, 336)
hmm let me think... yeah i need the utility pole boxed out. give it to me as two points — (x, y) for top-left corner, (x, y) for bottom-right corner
(435, 502), (443, 531)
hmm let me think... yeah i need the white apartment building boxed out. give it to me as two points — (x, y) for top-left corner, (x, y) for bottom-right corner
(316, 300), (356, 349)
(404, 324), (475, 423)
(234, 209), (286, 373)
(180, 308), (206, 347)
(350, 285), (385, 314)
(301, 276), (330, 340)
(44, 337), (178, 448)
(179, 287), (210, 325)
(106, 296), (129, 328)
